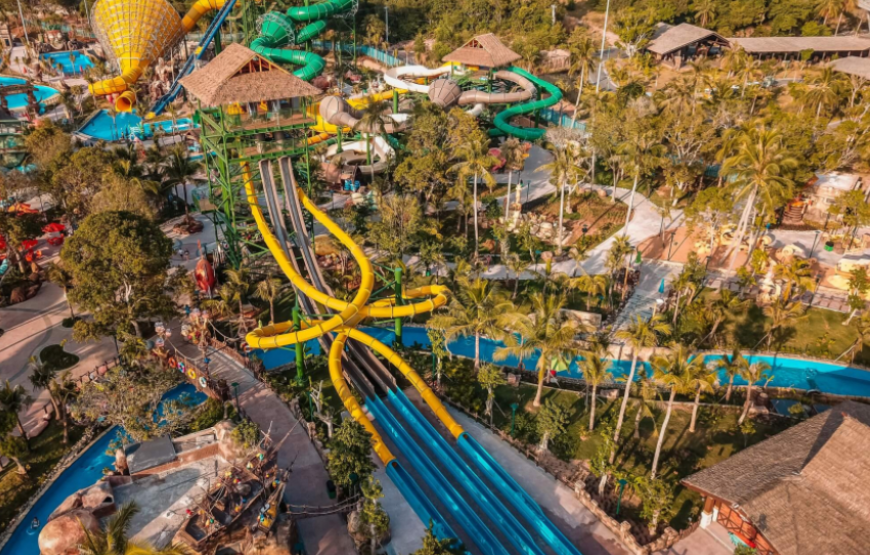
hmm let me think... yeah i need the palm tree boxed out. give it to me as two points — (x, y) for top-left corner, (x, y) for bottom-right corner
(78, 502), (191, 555)
(649, 345), (705, 478)
(430, 278), (514, 368)
(685, 355), (717, 433)
(604, 314), (671, 486)
(0, 380), (33, 440)
(774, 258), (816, 303)
(29, 356), (59, 418)
(501, 138), (526, 222)
(691, 0), (717, 27)
(816, 0), (845, 26)
(221, 267), (253, 334)
(847, 312), (870, 362)
(478, 364), (506, 421)
(254, 276), (284, 325)
(721, 129), (797, 270)
(537, 143), (585, 255)
(567, 27), (597, 126)
(804, 67), (845, 120)
(495, 293), (581, 407)
(579, 352), (612, 431)
(504, 253), (527, 299)
(606, 235), (632, 303)
(161, 145), (202, 215)
(353, 98), (393, 172)
(618, 125), (666, 227)
(761, 298), (805, 350)
(573, 272), (608, 311)
(716, 347), (749, 403)
(703, 289), (741, 345)
(450, 136), (498, 258)
(736, 360), (772, 425)
(45, 262), (76, 318)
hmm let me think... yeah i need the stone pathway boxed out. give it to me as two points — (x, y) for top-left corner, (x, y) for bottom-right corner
(613, 261), (681, 330)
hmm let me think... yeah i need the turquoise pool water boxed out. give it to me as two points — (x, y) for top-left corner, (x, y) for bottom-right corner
(256, 326), (870, 398)
(39, 51), (93, 75)
(0, 383), (207, 555)
(78, 110), (195, 141)
(0, 76), (58, 110)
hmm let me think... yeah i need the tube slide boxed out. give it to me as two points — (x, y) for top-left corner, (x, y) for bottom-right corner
(383, 65), (453, 94)
(324, 136), (395, 175)
(318, 96), (408, 134)
(457, 70), (535, 106)
(388, 390), (547, 555)
(491, 66), (563, 140)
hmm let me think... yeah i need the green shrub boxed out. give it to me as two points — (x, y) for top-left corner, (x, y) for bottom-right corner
(39, 343), (79, 371)
(190, 398), (235, 431)
(61, 316), (80, 328)
(231, 419), (260, 450)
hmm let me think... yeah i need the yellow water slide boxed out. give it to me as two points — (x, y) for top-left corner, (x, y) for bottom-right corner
(90, 0), (226, 111)
(241, 158), (461, 464)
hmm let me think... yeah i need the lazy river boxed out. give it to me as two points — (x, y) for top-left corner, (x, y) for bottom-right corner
(256, 326), (870, 398)
(0, 383), (207, 555)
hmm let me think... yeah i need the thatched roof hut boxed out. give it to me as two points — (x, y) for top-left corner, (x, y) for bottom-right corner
(442, 34), (521, 68)
(180, 43), (321, 107)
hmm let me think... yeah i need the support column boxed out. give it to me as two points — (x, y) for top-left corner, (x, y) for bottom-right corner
(392, 89), (399, 115)
(700, 497), (716, 529)
(293, 303), (305, 383)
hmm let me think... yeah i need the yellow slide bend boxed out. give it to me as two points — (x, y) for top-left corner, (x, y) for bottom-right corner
(242, 158), (463, 464)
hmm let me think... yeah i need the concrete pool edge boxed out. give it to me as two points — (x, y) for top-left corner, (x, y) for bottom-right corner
(73, 108), (106, 141)
(0, 424), (113, 552)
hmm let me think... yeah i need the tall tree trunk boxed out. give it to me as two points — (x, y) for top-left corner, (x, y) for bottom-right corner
(557, 180), (566, 255)
(610, 352), (638, 462)
(10, 456), (26, 474)
(690, 386), (702, 432)
(624, 172), (640, 228)
(650, 388), (676, 479)
(726, 375), (734, 402)
(269, 299), (275, 325)
(534, 365), (546, 407)
(16, 415), (26, 441)
(633, 397), (644, 439)
(473, 173), (480, 258)
(571, 65), (585, 126)
(738, 383), (754, 425)
(836, 12), (843, 35)
(505, 170), (513, 222)
(589, 384), (598, 431)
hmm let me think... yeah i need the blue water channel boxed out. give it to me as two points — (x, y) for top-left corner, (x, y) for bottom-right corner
(0, 76), (58, 110)
(256, 326), (870, 398)
(0, 384), (207, 555)
(39, 51), (93, 75)
(77, 110), (195, 142)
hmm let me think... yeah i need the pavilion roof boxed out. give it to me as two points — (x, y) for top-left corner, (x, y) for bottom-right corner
(646, 23), (727, 56)
(730, 36), (870, 54)
(180, 43), (321, 107)
(442, 34), (521, 68)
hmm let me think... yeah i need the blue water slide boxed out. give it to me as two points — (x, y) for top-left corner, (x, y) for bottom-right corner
(458, 432), (584, 555)
(150, 0), (238, 117)
(365, 396), (505, 555)
(385, 461), (463, 550)
(389, 390), (547, 555)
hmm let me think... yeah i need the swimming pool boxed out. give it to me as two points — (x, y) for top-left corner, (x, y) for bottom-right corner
(39, 50), (93, 75)
(77, 110), (195, 142)
(0, 383), (207, 555)
(0, 76), (58, 110)
(255, 326), (870, 398)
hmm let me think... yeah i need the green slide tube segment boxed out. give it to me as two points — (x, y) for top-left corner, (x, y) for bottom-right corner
(250, 12), (326, 80)
(490, 66), (563, 141)
(287, 0), (355, 22)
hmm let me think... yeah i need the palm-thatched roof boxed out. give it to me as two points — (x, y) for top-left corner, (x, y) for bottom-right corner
(683, 401), (870, 555)
(442, 34), (521, 68)
(180, 43), (321, 107)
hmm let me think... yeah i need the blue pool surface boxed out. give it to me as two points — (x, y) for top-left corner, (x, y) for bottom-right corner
(39, 50), (93, 75)
(257, 326), (870, 398)
(78, 110), (195, 141)
(0, 383), (207, 555)
(0, 76), (58, 110)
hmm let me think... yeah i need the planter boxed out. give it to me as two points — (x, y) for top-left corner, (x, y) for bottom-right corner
(824, 241), (834, 252)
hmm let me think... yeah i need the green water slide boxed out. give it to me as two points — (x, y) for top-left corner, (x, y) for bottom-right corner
(490, 66), (563, 141)
(250, 0), (355, 81)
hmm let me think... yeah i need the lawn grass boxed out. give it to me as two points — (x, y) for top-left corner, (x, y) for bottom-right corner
(0, 420), (85, 534)
(700, 288), (865, 363)
(39, 344), (79, 372)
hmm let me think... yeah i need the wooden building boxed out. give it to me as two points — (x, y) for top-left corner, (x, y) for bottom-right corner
(644, 23), (729, 68)
(682, 401), (870, 555)
(730, 36), (870, 60)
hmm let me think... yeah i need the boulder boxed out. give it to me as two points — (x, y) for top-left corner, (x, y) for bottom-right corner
(39, 509), (101, 555)
(48, 492), (83, 521)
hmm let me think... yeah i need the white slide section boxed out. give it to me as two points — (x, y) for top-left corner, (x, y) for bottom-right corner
(383, 64), (452, 93)
(324, 136), (395, 174)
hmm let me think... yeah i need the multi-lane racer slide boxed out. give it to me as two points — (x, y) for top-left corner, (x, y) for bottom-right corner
(242, 155), (584, 554)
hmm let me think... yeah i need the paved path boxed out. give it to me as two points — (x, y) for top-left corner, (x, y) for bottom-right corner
(653, 523), (732, 555)
(613, 260), (681, 329)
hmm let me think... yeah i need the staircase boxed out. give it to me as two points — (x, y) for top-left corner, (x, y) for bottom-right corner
(780, 202), (809, 229)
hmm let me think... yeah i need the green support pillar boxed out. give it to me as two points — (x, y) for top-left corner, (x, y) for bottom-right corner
(293, 303), (306, 383)
(336, 127), (343, 154)
(392, 89), (399, 115)
(214, 26), (222, 54)
(394, 267), (403, 347)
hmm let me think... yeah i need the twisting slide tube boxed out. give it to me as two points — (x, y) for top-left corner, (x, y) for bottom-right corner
(491, 66), (563, 140)
(89, 0), (227, 109)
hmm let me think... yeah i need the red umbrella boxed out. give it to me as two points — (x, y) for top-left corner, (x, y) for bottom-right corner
(42, 222), (65, 233)
(20, 239), (38, 250)
(0, 236), (6, 250)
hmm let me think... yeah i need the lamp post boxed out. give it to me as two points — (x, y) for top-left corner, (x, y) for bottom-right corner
(809, 229), (822, 260)
(615, 478), (629, 515)
(509, 403), (519, 437)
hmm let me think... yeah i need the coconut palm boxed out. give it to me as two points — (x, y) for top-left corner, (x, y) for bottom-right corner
(579, 352), (612, 431)
(353, 98), (393, 172)
(537, 142), (586, 255)
(501, 137), (526, 221)
(617, 124), (666, 228)
(504, 253), (527, 299)
(716, 347), (749, 403)
(78, 502), (191, 555)
(774, 258), (816, 303)
(430, 278), (514, 368)
(254, 276), (285, 325)
(450, 136), (498, 258)
(495, 293), (582, 407)
(816, 0), (845, 26)
(847, 312), (870, 362)
(0, 380), (33, 441)
(649, 345), (705, 478)
(217, 266), (253, 334)
(478, 364), (506, 421)
(567, 27), (597, 125)
(691, 0), (717, 27)
(573, 272), (609, 311)
(804, 67), (845, 120)
(606, 235), (633, 302)
(736, 360), (773, 425)
(685, 356), (717, 433)
(721, 129), (797, 270)
(761, 298), (806, 350)
(630, 366), (661, 440)
(45, 262), (76, 318)
(605, 314), (671, 484)
(161, 145), (202, 215)
(703, 289), (741, 346)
